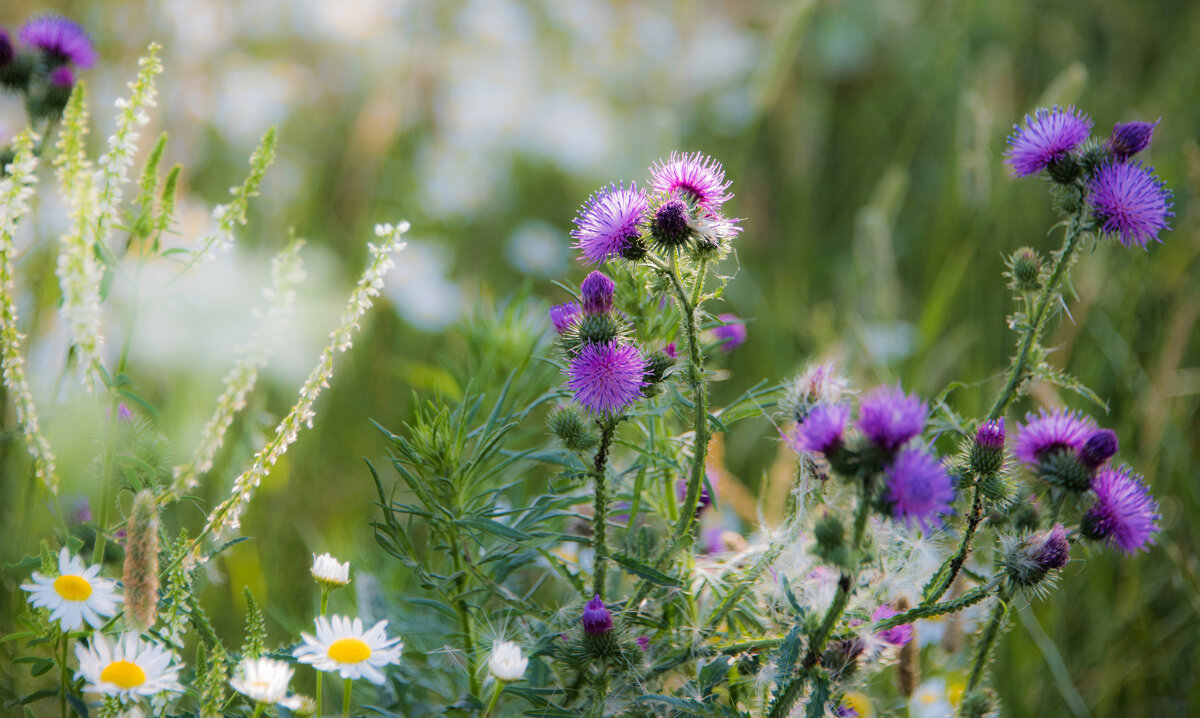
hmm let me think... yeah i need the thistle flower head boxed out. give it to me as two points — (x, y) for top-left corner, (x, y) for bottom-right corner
(565, 341), (646, 416)
(713, 314), (747, 353)
(970, 418), (1006, 475)
(488, 641), (528, 682)
(649, 196), (692, 248)
(1079, 428), (1118, 469)
(649, 151), (732, 209)
(19, 15), (96, 69)
(1014, 408), (1096, 465)
(857, 385), (928, 453)
(1003, 106), (1092, 177)
(1108, 119), (1159, 161)
(791, 403), (850, 456)
(49, 66), (74, 88)
(1081, 465), (1161, 554)
(549, 302), (580, 334)
(785, 363), (851, 423)
(582, 594), (613, 636)
(1088, 160), (1173, 249)
(0, 28), (14, 66)
(882, 445), (954, 531)
(580, 270), (615, 315)
(311, 552), (351, 588)
(871, 604), (914, 646)
(572, 182), (648, 264)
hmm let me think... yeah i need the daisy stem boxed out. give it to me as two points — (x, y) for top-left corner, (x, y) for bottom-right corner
(252, 702), (265, 718)
(591, 419), (616, 599)
(316, 586), (329, 713)
(343, 677), (352, 718)
(59, 634), (69, 718)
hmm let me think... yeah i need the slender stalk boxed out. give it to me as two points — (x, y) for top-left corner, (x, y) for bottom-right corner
(59, 634), (69, 718)
(767, 479), (873, 718)
(966, 584), (1013, 695)
(251, 702), (265, 718)
(343, 677), (352, 718)
(316, 586), (330, 714)
(483, 680), (505, 718)
(448, 530), (480, 696)
(592, 663), (608, 718)
(592, 420), (616, 599)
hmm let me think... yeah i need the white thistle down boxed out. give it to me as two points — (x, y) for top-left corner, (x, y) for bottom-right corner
(93, 44), (162, 265)
(0, 132), (58, 491)
(170, 239), (306, 495)
(54, 83), (105, 391)
(197, 222), (409, 552)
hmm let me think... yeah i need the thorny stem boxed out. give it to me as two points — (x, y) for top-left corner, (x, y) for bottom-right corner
(666, 252), (710, 542)
(592, 420), (616, 599)
(592, 661), (609, 718)
(966, 583), (1013, 696)
(768, 478), (873, 718)
(926, 203), (1089, 604)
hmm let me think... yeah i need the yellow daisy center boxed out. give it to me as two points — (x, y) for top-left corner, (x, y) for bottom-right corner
(53, 575), (92, 601)
(100, 660), (147, 689)
(328, 637), (372, 664)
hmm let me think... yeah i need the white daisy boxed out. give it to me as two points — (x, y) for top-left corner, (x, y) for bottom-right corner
(293, 615), (402, 684)
(230, 657), (294, 704)
(21, 548), (121, 632)
(487, 641), (527, 682)
(75, 633), (184, 704)
(311, 552), (351, 588)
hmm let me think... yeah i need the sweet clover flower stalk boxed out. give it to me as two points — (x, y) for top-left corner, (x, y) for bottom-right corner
(0, 130), (59, 492)
(196, 222), (408, 553)
(170, 239), (306, 496)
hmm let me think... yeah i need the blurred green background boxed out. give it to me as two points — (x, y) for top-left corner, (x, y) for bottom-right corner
(2, 0), (1198, 715)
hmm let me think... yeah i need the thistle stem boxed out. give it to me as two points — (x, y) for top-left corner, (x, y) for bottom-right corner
(966, 584), (1013, 696)
(343, 677), (352, 718)
(592, 420), (616, 599)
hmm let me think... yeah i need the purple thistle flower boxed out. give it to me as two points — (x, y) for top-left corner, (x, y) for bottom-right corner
(650, 197), (692, 246)
(1108, 119), (1159, 161)
(48, 66), (74, 88)
(834, 706), (859, 718)
(580, 270), (615, 315)
(0, 28), (15, 66)
(582, 594), (613, 635)
(1083, 466), (1161, 554)
(676, 470), (717, 514)
(713, 314), (747, 353)
(117, 403), (133, 422)
(1079, 428), (1118, 469)
(1088, 161), (1173, 249)
(701, 527), (726, 554)
(565, 341), (646, 416)
(857, 386), (928, 453)
(1014, 408), (1096, 466)
(650, 152), (732, 209)
(1031, 523), (1071, 571)
(871, 604), (913, 646)
(636, 635), (650, 651)
(791, 403), (850, 456)
(549, 302), (579, 334)
(975, 418), (1005, 452)
(1004, 106), (1093, 177)
(663, 342), (677, 359)
(19, 15), (97, 69)
(882, 445), (954, 531)
(572, 182), (648, 264)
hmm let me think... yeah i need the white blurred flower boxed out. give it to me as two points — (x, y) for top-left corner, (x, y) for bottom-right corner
(488, 641), (528, 682)
(230, 657), (294, 704)
(311, 552), (351, 588)
(910, 677), (964, 718)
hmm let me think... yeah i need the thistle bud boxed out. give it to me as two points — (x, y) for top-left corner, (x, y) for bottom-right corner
(1108, 120), (1159, 161)
(580, 271), (615, 315)
(549, 302), (579, 334)
(1003, 523), (1070, 588)
(547, 404), (598, 452)
(649, 198), (692, 248)
(123, 490), (160, 632)
(575, 313), (621, 346)
(619, 233), (648, 261)
(1052, 182), (1084, 214)
(969, 419), (1006, 475)
(1046, 155), (1080, 184)
(979, 471), (1014, 506)
(812, 511), (848, 567)
(1009, 247), (1042, 292)
(1037, 446), (1091, 491)
(1077, 137), (1110, 177)
(1079, 428), (1118, 469)
(960, 688), (997, 718)
(643, 347), (675, 386)
(582, 594), (612, 636)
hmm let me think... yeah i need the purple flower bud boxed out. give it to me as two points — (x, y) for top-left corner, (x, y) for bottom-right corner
(49, 66), (74, 88)
(117, 402), (133, 422)
(549, 302), (579, 334)
(663, 342), (677, 359)
(636, 635), (650, 651)
(651, 198), (690, 246)
(975, 419), (1005, 451)
(1004, 523), (1071, 587)
(1108, 119), (1159, 161)
(1031, 524), (1071, 571)
(713, 314), (747, 353)
(791, 403), (850, 457)
(970, 418), (1006, 475)
(582, 594), (612, 636)
(0, 28), (15, 66)
(1079, 428), (1118, 469)
(871, 604), (914, 646)
(580, 271), (615, 315)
